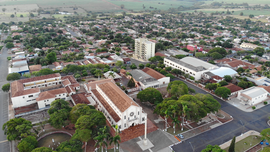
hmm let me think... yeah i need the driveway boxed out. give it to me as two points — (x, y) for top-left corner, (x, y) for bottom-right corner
(170, 77), (270, 152)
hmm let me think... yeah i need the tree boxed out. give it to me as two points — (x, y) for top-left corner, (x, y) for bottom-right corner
(95, 69), (103, 80)
(56, 138), (83, 152)
(167, 81), (188, 98)
(48, 99), (71, 128)
(20, 14), (23, 18)
(48, 99), (71, 115)
(49, 108), (70, 129)
(94, 126), (109, 152)
(237, 81), (248, 89)
(6, 42), (14, 49)
(219, 80), (228, 86)
(10, 14), (15, 18)
(6, 73), (21, 81)
(215, 87), (231, 98)
(202, 144), (225, 152)
(75, 112), (106, 130)
(115, 61), (123, 67)
(69, 104), (96, 124)
(127, 77), (135, 88)
(17, 136), (37, 152)
(139, 63), (145, 69)
(2, 83), (10, 92)
(2, 8), (6, 14)
(228, 136), (236, 152)
(31, 147), (53, 152)
(109, 125), (121, 152)
(240, 12), (244, 16)
(224, 75), (232, 82)
(39, 68), (54, 75)
(46, 51), (56, 64)
(120, 4), (125, 9)
(130, 63), (137, 69)
(237, 67), (245, 73)
(261, 128), (270, 141)
(2, 118), (33, 141)
(249, 14), (254, 18)
(137, 87), (163, 105)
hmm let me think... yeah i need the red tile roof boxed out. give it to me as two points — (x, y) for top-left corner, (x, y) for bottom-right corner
(36, 88), (67, 101)
(98, 82), (138, 112)
(155, 52), (166, 57)
(71, 93), (90, 105)
(92, 89), (120, 122)
(224, 83), (243, 93)
(142, 67), (165, 80)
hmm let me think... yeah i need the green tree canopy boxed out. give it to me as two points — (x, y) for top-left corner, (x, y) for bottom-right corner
(2, 118), (33, 141)
(46, 51), (57, 64)
(224, 75), (232, 82)
(137, 87), (163, 105)
(6, 42), (14, 49)
(127, 77), (136, 88)
(7, 73), (21, 81)
(69, 104), (96, 124)
(2, 83), (10, 92)
(56, 138), (83, 152)
(167, 80), (188, 98)
(31, 147), (54, 152)
(228, 136), (236, 152)
(130, 63), (137, 69)
(75, 111), (106, 131)
(215, 87), (231, 98)
(17, 136), (38, 152)
(48, 99), (71, 115)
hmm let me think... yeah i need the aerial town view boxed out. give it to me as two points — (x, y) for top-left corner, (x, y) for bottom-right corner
(1, 0), (270, 152)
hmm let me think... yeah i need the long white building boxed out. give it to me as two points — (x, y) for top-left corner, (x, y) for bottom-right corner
(134, 38), (155, 61)
(164, 56), (218, 80)
(11, 74), (80, 109)
(84, 79), (147, 131)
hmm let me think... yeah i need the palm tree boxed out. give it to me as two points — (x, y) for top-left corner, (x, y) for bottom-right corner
(94, 126), (110, 152)
(110, 134), (121, 152)
(109, 72), (115, 79)
(181, 102), (191, 131)
(95, 69), (103, 80)
(168, 105), (180, 134)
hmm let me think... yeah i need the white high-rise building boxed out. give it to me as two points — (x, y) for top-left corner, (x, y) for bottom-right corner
(134, 38), (155, 61)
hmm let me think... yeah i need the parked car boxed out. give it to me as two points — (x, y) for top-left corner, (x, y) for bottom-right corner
(178, 134), (184, 139)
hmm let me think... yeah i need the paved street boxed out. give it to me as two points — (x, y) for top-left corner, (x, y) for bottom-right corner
(171, 78), (270, 152)
(0, 46), (10, 151)
(66, 27), (80, 37)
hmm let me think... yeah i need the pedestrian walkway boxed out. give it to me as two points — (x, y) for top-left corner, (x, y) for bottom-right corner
(219, 130), (260, 149)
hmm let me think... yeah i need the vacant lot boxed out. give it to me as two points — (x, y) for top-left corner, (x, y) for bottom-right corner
(0, 4), (39, 12)
(233, 10), (270, 16)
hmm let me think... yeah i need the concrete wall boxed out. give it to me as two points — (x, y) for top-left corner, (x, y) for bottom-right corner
(12, 92), (40, 108)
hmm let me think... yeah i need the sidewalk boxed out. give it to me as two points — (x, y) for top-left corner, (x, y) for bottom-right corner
(227, 98), (270, 112)
(219, 130), (260, 149)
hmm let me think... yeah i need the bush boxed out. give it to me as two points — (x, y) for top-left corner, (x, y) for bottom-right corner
(2, 83), (10, 92)
(7, 73), (21, 81)
(252, 106), (256, 110)
(7, 57), (11, 60)
(81, 79), (85, 81)
(190, 76), (195, 80)
(264, 101), (268, 105)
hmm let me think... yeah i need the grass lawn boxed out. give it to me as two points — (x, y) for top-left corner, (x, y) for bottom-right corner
(223, 135), (262, 152)
(167, 125), (188, 136)
(230, 15), (269, 22)
(110, 0), (193, 11)
(233, 10), (270, 16)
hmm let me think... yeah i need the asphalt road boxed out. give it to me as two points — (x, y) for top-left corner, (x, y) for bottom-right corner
(171, 78), (270, 152)
(0, 46), (10, 151)
(66, 27), (80, 37)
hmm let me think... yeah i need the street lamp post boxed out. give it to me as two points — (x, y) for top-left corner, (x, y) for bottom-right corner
(189, 142), (195, 152)
(240, 120), (244, 136)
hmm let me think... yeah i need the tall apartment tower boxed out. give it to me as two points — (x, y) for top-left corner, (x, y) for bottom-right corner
(134, 38), (155, 61)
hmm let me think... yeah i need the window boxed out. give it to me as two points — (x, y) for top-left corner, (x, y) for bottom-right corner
(138, 112), (139, 115)
(124, 123), (126, 127)
(28, 95), (33, 98)
(124, 116), (126, 119)
(23, 96), (25, 98)
(142, 118), (145, 121)
(44, 100), (46, 102)
(119, 125), (121, 129)
(59, 95), (61, 96)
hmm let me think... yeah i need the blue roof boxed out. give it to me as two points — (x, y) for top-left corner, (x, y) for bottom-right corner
(210, 67), (237, 77)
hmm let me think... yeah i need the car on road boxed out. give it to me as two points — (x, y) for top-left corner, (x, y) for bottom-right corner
(178, 134), (184, 139)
